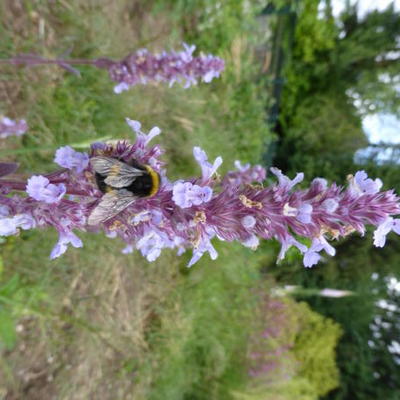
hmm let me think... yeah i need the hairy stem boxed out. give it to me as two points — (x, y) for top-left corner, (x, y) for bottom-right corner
(0, 55), (115, 70)
(0, 179), (90, 197)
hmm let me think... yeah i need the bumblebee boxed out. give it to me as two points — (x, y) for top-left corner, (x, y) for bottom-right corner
(88, 156), (160, 225)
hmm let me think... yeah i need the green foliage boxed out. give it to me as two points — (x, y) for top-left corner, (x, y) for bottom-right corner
(234, 296), (341, 400)
(267, 2), (400, 399)
(306, 281), (400, 400)
(337, 5), (400, 116)
(293, 0), (336, 63)
(277, 92), (366, 181)
(0, 273), (47, 350)
(279, 0), (338, 119)
(294, 301), (342, 397)
(232, 378), (318, 400)
(274, 0), (367, 180)
(0, 309), (15, 350)
(151, 0), (265, 53)
(270, 230), (400, 400)
(274, 0), (399, 181)
(139, 243), (263, 400)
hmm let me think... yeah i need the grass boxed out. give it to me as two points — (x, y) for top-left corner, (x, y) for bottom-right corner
(1, 230), (269, 399)
(0, 0), (271, 176)
(0, 1), (278, 399)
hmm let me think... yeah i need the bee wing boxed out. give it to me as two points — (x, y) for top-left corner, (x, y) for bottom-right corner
(90, 156), (144, 188)
(88, 190), (137, 225)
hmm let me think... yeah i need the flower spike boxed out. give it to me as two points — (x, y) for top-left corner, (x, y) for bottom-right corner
(0, 119), (399, 267)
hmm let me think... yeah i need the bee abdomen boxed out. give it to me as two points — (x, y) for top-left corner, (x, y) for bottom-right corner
(126, 172), (154, 197)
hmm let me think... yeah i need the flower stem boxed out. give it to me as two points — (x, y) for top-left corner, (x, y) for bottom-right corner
(0, 54), (115, 70)
(0, 179), (89, 196)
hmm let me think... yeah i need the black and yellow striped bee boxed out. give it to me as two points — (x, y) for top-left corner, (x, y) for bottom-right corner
(88, 156), (160, 225)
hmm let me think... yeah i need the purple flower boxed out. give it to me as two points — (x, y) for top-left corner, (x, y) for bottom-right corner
(0, 217), (19, 236)
(0, 117), (28, 138)
(303, 249), (321, 268)
(50, 230), (83, 259)
(223, 161), (266, 187)
(26, 175), (66, 203)
(312, 178), (328, 191)
(234, 160), (251, 172)
(126, 118), (161, 147)
(136, 228), (180, 262)
(136, 231), (164, 262)
(303, 236), (336, 268)
(0, 213), (36, 236)
(373, 217), (400, 247)
(0, 205), (10, 217)
(108, 44), (225, 92)
(349, 170), (383, 196)
(242, 234), (260, 249)
(172, 182), (194, 208)
(321, 198), (339, 213)
(114, 82), (130, 94)
(282, 201), (313, 223)
(180, 43), (196, 63)
(188, 231), (218, 267)
(270, 167), (304, 192)
(202, 69), (219, 83)
(90, 142), (108, 152)
(277, 235), (307, 261)
(172, 181), (213, 208)
(122, 244), (134, 254)
(54, 146), (89, 173)
(26, 177), (63, 203)
(193, 146), (222, 182)
(296, 203), (313, 224)
(190, 185), (213, 205)
(241, 215), (256, 229)
(13, 214), (36, 230)
(126, 119), (142, 132)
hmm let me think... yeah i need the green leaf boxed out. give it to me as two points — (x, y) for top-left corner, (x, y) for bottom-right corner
(0, 309), (16, 350)
(0, 274), (20, 298)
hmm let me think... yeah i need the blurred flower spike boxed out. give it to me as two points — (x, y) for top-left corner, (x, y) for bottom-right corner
(0, 118), (399, 268)
(1, 44), (224, 94)
(0, 117), (28, 138)
(109, 43), (225, 93)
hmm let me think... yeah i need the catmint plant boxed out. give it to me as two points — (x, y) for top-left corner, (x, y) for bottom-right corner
(0, 118), (399, 267)
(0, 44), (224, 93)
(109, 43), (224, 93)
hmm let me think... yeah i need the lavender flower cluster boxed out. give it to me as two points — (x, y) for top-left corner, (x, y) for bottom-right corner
(0, 117), (28, 138)
(109, 44), (225, 93)
(0, 119), (399, 267)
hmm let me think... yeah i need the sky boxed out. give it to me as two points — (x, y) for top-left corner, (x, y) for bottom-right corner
(363, 115), (400, 147)
(331, 0), (400, 18)
(331, 0), (400, 147)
